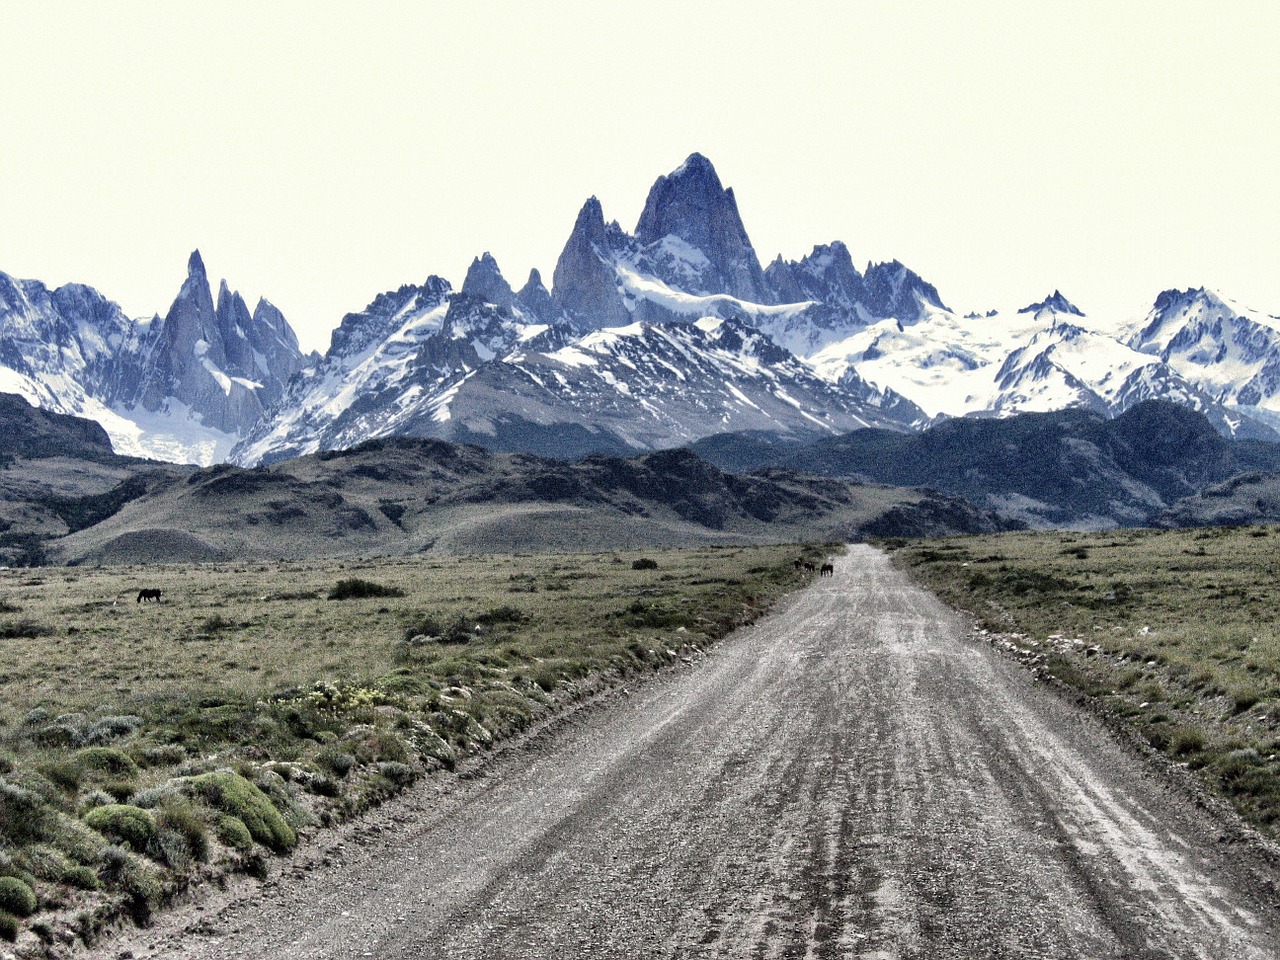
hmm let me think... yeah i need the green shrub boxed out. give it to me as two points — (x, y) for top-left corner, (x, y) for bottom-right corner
(83, 715), (142, 745)
(631, 558), (659, 570)
(64, 865), (100, 890)
(477, 605), (525, 625)
(328, 578), (404, 601)
(150, 802), (210, 870)
(0, 910), (17, 942)
(73, 746), (140, 780)
(186, 772), (296, 852)
(316, 748), (356, 779)
(20, 844), (71, 882)
(0, 876), (36, 917)
(376, 762), (416, 787)
(0, 780), (49, 843)
(199, 614), (235, 634)
(1170, 727), (1206, 757)
(215, 815), (253, 851)
(0, 618), (52, 639)
(402, 615), (443, 642)
(83, 804), (156, 851)
(46, 812), (107, 865)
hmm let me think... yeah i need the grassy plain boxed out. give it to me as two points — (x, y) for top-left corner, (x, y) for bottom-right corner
(887, 526), (1280, 832)
(0, 543), (823, 949)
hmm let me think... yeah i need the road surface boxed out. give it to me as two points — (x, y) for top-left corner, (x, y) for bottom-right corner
(88, 545), (1280, 959)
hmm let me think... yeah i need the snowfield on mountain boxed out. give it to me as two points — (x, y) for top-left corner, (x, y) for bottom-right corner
(4, 153), (1280, 466)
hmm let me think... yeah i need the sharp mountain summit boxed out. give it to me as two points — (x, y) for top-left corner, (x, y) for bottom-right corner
(4, 154), (1280, 472)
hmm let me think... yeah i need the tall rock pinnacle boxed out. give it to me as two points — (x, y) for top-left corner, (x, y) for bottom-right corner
(551, 196), (631, 329)
(634, 153), (768, 302)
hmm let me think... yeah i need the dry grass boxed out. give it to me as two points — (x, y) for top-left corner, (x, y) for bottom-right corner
(0, 543), (825, 949)
(885, 526), (1280, 832)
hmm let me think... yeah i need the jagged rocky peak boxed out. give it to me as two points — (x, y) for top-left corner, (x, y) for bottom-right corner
(461, 252), (516, 309)
(552, 195), (631, 329)
(1019, 290), (1084, 316)
(1148, 287), (1240, 322)
(135, 250), (310, 435)
(327, 276), (454, 360)
(186, 248), (208, 282)
(634, 153), (768, 302)
(765, 241), (866, 306)
(862, 260), (949, 319)
(516, 268), (555, 322)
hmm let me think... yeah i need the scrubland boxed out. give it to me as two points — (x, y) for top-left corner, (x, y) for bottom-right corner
(888, 526), (1280, 833)
(0, 544), (821, 952)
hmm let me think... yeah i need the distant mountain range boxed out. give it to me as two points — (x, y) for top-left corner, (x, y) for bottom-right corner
(0, 392), (1013, 566)
(4, 153), (1280, 467)
(694, 400), (1280, 528)
(7, 392), (1280, 567)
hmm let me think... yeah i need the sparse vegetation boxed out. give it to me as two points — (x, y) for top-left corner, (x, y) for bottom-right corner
(327, 577), (405, 600)
(0, 876), (36, 917)
(887, 526), (1280, 833)
(0, 544), (821, 948)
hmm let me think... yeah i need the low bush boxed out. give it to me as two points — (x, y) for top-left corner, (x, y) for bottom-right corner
(73, 746), (140, 780)
(631, 558), (659, 570)
(0, 619), (52, 640)
(477, 605), (525, 626)
(154, 802), (210, 866)
(316, 747), (357, 779)
(376, 761), (416, 787)
(215, 814), (253, 851)
(0, 876), (36, 917)
(83, 715), (142, 745)
(0, 780), (49, 843)
(83, 805), (156, 851)
(0, 910), (17, 943)
(186, 771), (296, 852)
(328, 578), (404, 601)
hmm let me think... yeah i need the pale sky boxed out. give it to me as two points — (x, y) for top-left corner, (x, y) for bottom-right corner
(2, 1), (1277, 353)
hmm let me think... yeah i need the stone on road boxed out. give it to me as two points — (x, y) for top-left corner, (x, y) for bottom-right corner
(89, 545), (1280, 959)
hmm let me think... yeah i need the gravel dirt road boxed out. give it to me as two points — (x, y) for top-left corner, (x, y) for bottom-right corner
(87, 545), (1280, 959)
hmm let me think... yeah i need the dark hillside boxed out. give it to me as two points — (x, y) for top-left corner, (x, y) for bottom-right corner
(696, 401), (1280, 528)
(50, 438), (1015, 564)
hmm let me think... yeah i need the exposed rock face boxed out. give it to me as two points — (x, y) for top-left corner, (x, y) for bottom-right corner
(9, 153), (1280, 471)
(1020, 290), (1085, 318)
(861, 260), (949, 320)
(1127, 287), (1280, 416)
(461, 253), (517, 310)
(515, 268), (556, 323)
(633, 152), (769, 303)
(137, 250), (309, 434)
(0, 250), (310, 462)
(551, 197), (632, 329)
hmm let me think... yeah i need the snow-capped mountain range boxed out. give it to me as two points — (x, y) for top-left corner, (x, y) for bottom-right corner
(4, 153), (1279, 466)
(0, 251), (312, 463)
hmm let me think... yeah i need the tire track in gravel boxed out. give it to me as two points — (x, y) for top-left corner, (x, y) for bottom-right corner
(85, 545), (1280, 960)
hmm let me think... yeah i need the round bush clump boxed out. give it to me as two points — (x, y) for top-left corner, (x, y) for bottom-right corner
(215, 814), (253, 851)
(0, 876), (36, 917)
(631, 557), (659, 570)
(0, 909), (18, 943)
(187, 772), (296, 852)
(72, 746), (139, 779)
(83, 804), (156, 851)
(64, 865), (100, 890)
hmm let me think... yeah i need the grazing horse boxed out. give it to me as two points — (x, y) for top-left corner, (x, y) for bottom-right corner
(820, 562), (834, 577)
(136, 588), (162, 603)
(803, 562), (816, 573)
